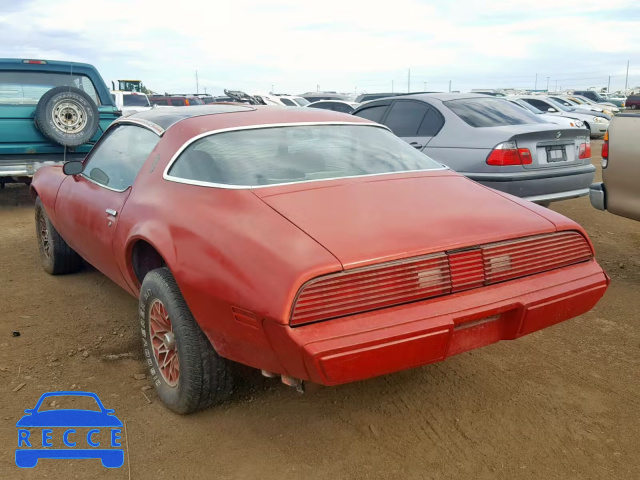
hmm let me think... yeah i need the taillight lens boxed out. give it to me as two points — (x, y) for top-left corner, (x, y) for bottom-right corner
(601, 131), (609, 166)
(22, 59), (47, 64)
(290, 254), (451, 326)
(290, 232), (593, 326)
(578, 140), (591, 159)
(487, 142), (532, 166)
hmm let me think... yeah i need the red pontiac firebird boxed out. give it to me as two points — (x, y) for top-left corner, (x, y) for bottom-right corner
(31, 105), (609, 413)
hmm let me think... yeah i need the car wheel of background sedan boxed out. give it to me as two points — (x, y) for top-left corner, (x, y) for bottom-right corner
(35, 86), (99, 147)
(140, 267), (234, 414)
(34, 197), (82, 275)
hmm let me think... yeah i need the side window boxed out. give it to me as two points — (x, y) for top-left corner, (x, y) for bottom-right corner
(280, 98), (296, 106)
(354, 105), (388, 123)
(417, 107), (444, 136)
(83, 125), (160, 191)
(524, 99), (553, 111)
(384, 101), (429, 136)
(155, 99), (169, 106)
(170, 99), (185, 106)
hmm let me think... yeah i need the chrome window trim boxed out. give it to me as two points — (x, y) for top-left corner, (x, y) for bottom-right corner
(162, 121), (446, 190)
(79, 172), (130, 193)
(112, 117), (165, 136)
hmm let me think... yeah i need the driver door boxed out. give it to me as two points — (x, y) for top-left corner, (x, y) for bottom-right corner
(55, 124), (160, 289)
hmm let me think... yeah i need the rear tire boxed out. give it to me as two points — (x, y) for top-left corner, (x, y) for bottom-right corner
(139, 268), (234, 414)
(35, 197), (82, 275)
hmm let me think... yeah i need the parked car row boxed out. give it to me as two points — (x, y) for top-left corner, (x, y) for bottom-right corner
(351, 93), (595, 206)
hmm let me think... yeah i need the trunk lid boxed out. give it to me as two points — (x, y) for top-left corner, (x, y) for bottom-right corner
(513, 127), (588, 170)
(255, 172), (557, 268)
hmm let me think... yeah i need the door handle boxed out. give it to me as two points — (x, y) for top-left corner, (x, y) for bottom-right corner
(105, 208), (118, 217)
(409, 142), (423, 149)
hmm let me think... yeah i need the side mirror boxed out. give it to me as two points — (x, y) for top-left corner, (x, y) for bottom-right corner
(62, 161), (83, 175)
(547, 108), (556, 112)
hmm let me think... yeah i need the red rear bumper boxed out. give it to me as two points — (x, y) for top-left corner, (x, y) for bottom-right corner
(263, 260), (609, 385)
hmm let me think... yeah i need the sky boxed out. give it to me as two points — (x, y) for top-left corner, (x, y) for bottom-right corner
(1, 0), (639, 96)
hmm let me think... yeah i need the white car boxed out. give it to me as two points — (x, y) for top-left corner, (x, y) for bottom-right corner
(110, 91), (152, 116)
(517, 96), (609, 137)
(507, 98), (585, 128)
(252, 93), (309, 107)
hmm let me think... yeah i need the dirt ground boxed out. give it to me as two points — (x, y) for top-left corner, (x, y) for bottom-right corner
(1, 141), (640, 479)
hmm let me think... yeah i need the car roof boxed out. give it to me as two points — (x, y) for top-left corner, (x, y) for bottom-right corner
(366, 92), (496, 103)
(120, 105), (375, 135)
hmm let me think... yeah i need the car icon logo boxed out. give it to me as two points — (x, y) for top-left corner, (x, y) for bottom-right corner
(15, 391), (124, 468)
(556, 131), (562, 139)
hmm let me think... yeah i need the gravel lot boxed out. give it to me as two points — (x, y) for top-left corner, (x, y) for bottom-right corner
(1, 140), (639, 479)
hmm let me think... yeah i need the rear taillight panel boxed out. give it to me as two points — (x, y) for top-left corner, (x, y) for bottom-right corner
(487, 142), (532, 166)
(290, 254), (451, 326)
(290, 232), (593, 326)
(601, 130), (609, 166)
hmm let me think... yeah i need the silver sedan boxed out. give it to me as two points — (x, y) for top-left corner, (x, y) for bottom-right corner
(352, 93), (595, 206)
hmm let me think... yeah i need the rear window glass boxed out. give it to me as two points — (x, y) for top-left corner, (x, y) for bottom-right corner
(123, 94), (150, 107)
(292, 97), (309, 106)
(167, 124), (443, 187)
(0, 71), (100, 105)
(444, 97), (545, 127)
(189, 97), (204, 105)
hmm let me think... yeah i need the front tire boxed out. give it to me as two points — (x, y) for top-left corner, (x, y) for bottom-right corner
(35, 197), (82, 275)
(139, 268), (234, 414)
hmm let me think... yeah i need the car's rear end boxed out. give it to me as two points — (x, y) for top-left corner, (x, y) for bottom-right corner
(0, 59), (119, 185)
(252, 174), (609, 386)
(433, 96), (595, 204)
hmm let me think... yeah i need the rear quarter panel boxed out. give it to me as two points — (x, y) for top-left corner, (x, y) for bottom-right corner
(113, 129), (342, 370)
(605, 114), (640, 221)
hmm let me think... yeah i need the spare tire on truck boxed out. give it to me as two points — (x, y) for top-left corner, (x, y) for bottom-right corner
(35, 86), (99, 147)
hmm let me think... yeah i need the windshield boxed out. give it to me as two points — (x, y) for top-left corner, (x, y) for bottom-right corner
(0, 71), (100, 105)
(444, 97), (545, 127)
(37, 395), (101, 412)
(123, 94), (150, 107)
(291, 97), (309, 106)
(543, 97), (572, 112)
(168, 124), (443, 187)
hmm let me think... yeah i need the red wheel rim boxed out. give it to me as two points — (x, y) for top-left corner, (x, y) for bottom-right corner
(38, 211), (50, 259)
(149, 299), (179, 387)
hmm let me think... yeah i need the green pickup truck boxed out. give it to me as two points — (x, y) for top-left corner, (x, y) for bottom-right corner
(0, 59), (120, 187)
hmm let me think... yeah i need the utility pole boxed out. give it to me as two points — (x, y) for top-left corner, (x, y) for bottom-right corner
(534, 73), (537, 90)
(271, 84), (274, 93)
(423, 81), (427, 91)
(204, 87), (207, 94)
(625, 60), (630, 94)
(408, 68), (411, 93)
(317, 84), (319, 92)
(546, 77), (550, 92)
(392, 80), (394, 93)
(555, 80), (558, 91)
(607, 76), (611, 92)
(448, 80), (451, 93)
(195, 71), (199, 94)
